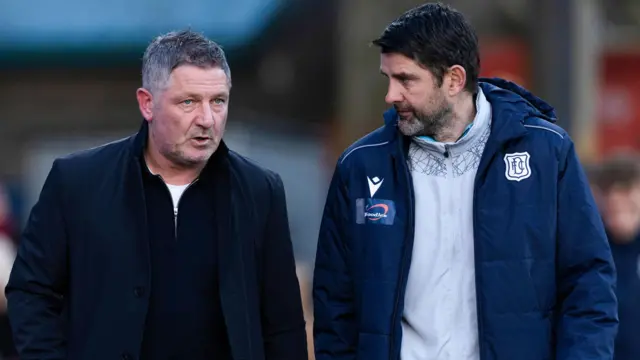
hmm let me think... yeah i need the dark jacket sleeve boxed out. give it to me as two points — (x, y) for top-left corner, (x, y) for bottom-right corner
(261, 173), (308, 360)
(5, 159), (68, 359)
(555, 137), (618, 359)
(313, 163), (356, 360)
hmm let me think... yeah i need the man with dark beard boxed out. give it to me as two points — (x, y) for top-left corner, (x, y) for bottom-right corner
(312, 3), (617, 360)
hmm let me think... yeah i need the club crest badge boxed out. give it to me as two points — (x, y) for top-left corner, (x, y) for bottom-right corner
(504, 152), (531, 182)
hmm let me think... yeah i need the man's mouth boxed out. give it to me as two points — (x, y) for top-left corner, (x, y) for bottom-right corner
(192, 136), (211, 144)
(396, 110), (413, 119)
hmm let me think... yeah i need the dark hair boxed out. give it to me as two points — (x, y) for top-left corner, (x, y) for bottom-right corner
(591, 152), (640, 192)
(372, 2), (480, 93)
(142, 29), (231, 94)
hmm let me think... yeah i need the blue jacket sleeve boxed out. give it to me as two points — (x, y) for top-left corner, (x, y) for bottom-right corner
(313, 162), (357, 360)
(555, 137), (618, 359)
(5, 159), (68, 359)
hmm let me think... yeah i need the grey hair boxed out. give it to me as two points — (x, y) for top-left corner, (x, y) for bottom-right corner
(141, 29), (231, 95)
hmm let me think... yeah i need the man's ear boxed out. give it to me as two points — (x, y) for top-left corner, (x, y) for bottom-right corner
(136, 88), (154, 121)
(445, 65), (467, 96)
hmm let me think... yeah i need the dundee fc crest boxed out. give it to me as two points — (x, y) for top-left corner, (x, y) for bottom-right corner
(504, 152), (531, 181)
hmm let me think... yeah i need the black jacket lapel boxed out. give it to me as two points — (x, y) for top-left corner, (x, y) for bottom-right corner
(125, 123), (152, 292)
(215, 154), (259, 360)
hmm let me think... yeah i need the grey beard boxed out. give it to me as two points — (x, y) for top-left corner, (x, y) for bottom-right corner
(398, 107), (452, 138)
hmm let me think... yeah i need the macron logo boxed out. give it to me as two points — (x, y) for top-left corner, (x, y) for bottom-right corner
(367, 176), (384, 198)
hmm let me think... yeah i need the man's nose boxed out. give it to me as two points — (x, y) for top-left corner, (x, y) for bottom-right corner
(196, 103), (215, 127)
(385, 83), (403, 105)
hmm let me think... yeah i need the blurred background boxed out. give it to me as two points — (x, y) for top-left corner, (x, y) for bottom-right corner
(0, 0), (639, 359)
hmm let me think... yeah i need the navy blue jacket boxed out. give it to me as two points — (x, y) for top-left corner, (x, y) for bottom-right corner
(608, 234), (640, 360)
(6, 121), (307, 360)
(313, 78), (618, 360)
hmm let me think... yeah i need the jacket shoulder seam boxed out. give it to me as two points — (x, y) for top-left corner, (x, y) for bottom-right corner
(340, 141), (390, 164)
(523, 124), (564, 139)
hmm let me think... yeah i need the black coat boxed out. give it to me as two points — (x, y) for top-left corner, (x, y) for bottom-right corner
(6, 122), (308, 360)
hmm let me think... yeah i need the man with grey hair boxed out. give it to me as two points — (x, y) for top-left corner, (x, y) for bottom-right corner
(6, 29), (307, 360)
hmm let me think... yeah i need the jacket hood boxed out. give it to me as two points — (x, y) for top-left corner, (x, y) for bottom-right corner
(383, 77), (557, 127)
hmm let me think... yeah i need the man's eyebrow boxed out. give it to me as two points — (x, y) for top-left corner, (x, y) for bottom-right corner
(394, 72), (419, 80)
(171, 92), (201, 102)
(212, 91), (230, 98)
(182, 92), (202, 99)
(380, 70), (418, 81)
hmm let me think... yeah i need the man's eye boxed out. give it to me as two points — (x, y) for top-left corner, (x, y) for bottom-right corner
(213, 98), (225, 105)
(183, 99), (193, 105)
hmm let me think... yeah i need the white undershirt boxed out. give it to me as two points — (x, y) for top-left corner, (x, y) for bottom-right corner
(145, 164), (190, 214)
(166, 183), (189, 211)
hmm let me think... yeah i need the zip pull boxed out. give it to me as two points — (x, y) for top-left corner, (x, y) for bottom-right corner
(444, 145), (450, 158)
(173, 207), (178, 239)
